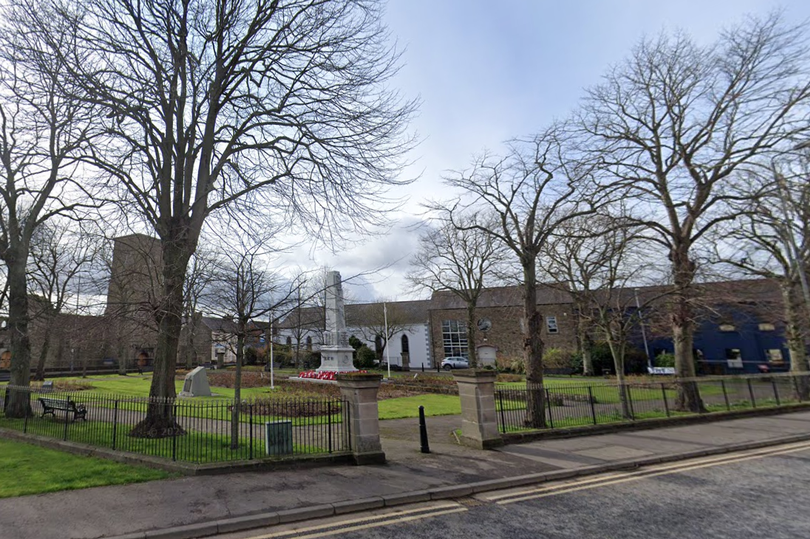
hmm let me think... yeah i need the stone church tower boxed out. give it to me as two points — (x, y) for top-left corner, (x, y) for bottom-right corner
(104, 234), (163, 372)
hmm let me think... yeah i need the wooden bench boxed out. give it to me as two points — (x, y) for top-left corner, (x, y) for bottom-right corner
(38, 397), (87, 422)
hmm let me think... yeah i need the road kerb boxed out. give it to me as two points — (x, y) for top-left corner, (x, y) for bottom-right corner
(103, 432), (810, 539)
(332, 497), (385, 515)
(276, 504), (335, 524)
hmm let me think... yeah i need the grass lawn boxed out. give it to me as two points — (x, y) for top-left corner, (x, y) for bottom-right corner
(378, 394), (461, 419)
(0, 416), (330, 463)
(0, 438), (172, 498)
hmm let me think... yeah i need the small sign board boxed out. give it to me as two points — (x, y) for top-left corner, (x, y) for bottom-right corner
(266, 420), (293, 455)
(647, 367), (676, 375)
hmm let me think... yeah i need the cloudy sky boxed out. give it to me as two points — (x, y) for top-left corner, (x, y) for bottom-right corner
(278, 0), (810, 302)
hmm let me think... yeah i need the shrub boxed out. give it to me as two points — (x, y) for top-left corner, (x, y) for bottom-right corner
(496, 356), (514, 373)
(588, 342), (649, 375)
(655, 352), (676, 368)
(303, 351), (321, 370)
(244, 347), (260, 365)
(543, 348), (575, 370)
(509, 357), (526, 375)
(355, 345), (377, 369)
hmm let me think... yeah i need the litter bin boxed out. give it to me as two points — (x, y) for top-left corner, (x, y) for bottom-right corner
(265, 420), (293, 456)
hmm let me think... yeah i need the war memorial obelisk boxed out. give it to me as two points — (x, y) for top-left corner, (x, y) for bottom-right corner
(317, 271), (358, 373)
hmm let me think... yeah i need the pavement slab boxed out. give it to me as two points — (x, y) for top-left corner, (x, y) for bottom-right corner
(2, 410), (810, 539)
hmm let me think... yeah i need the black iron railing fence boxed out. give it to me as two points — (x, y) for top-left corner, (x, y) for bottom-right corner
(496, 373), (810, 433)
(0, 386), (350, 464)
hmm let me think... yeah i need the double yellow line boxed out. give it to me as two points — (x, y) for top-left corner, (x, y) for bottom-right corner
(240, 441), (810, 538)
(485, 440), (810, 505)
(245, 503), (468, 539)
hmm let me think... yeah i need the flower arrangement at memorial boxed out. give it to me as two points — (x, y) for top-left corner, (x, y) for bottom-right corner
(298, 370), (367, 381)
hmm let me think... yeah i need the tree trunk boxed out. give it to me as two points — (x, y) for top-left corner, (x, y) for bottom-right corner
(670, 244), (705, 413)
(606, 335), (631, 419)
(782, 282), (810, 400)
(34, 316), (53, 381)
(522, 257), (546, 428)
(466, 303), (478, 368)
(231, 332), (244, 449)
(5, 245), (32, 418)
(576, 307), (594, 376)
(184, 314), (197, 370)
(116, 319), (127, 375)
(130, 240), (189, 437)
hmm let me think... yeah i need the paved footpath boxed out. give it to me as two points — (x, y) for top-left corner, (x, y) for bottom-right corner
(2, 411), (810, 539)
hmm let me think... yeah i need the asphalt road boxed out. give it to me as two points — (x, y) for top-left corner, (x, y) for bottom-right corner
(221, 441), (810, 539)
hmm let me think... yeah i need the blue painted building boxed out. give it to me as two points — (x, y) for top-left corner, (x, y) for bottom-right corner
(642, 279), (799, 375)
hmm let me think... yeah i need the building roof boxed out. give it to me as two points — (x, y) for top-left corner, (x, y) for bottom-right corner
(430, 284), (574, 310)
(277, 299), (431, 330)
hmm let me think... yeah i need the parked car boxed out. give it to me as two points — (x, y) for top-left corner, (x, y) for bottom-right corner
(441, 356), (469, 370)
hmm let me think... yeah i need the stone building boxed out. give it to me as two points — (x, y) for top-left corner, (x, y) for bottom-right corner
(427, 285), (577, 366)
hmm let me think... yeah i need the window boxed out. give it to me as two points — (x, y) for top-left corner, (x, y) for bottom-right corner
(306, 336), (312, 351)
(286, 336), (292, 346)
(725, 348), (743, 369)
(546, 316), (559, 334)
(758, 323), (775, 332)
(719, 324), (736, 332)
(441, 320), (468, 358)
(766, 349), (784, 365)
(401, 334), (409, 354)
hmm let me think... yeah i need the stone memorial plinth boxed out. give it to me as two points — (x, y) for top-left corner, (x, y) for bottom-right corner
(178, 366), (212, 397)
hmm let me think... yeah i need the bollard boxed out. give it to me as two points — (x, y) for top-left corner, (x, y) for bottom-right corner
(418, 405), (430, 454)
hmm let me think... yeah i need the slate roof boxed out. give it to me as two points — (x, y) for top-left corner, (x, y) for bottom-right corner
(277, 299), (431, 330)
(430, 284), (574, 310)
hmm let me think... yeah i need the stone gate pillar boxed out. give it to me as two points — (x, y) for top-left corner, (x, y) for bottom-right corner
(454, 369), (503, 449)
(337, 373), (386, 465)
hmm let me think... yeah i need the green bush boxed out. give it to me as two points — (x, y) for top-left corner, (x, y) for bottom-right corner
(355, 345), (377, 369)
(244, 347), (260, 365)
(543, 348), (575, 370)
(655, 352), (676, 368)
(588, 342), (649, 375)
(348, 335), (364, 353)
(303, 351), (321, 370)
(509, 358), (526, 374)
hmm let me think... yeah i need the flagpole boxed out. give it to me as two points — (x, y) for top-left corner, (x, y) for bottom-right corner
(384, 303), (391, 380)
(269, 312), (275, 389)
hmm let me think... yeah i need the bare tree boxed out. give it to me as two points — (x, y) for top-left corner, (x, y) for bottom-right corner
(407, 213), (506, 367)
(204, 234), (293, 449)
(540, 214), (617, 376)
(35, 0), (416, 433)
(586, 228), (657, 418)
(718, 155), (810, 398)
(179, 249), (217, 370)
(439, 125), (599, 428)
(28, 223), (98, 380)
(0, 1), (99, 417)
(349, 300), (411, 365)
(580, 15), (810, 412)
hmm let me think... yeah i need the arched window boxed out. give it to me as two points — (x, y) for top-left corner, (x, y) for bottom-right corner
(306, 336), (312, 351)
(401, 334), (409, 354)
(374, 335), (383, 356)
(285, 336), (292, 346)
